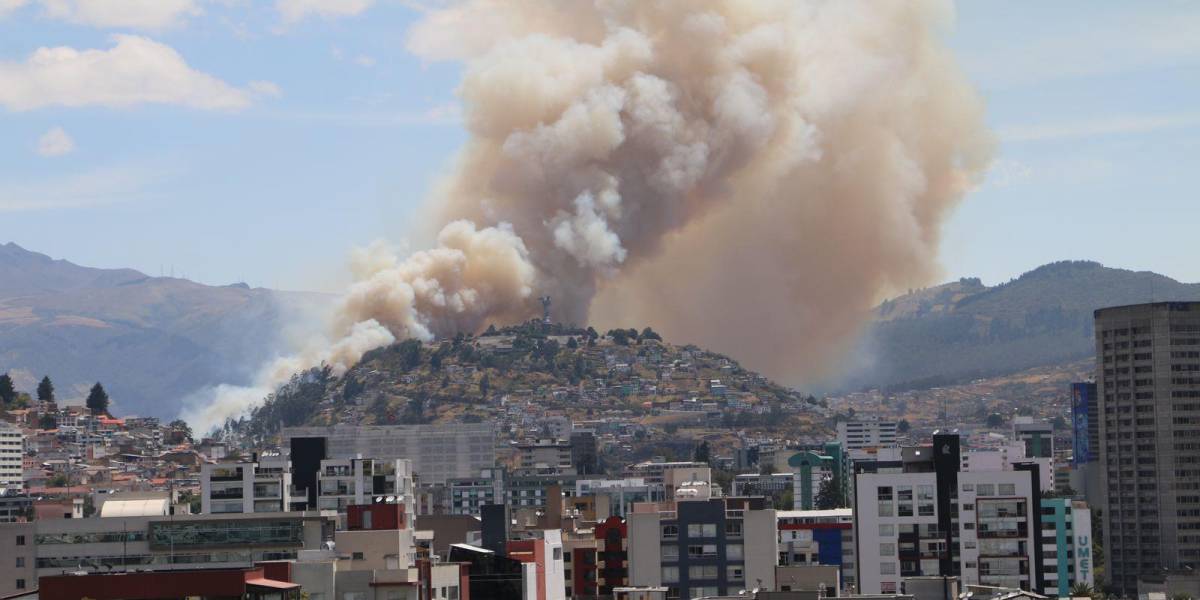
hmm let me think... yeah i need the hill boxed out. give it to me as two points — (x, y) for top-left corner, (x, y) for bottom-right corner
(0, 242), (328, 418)
(842, 260), (1200, 391)
(229, 322), (832, 459)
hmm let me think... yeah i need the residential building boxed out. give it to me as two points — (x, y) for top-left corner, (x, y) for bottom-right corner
(0, 423), (23, 493)
(448, 468), (506, 516)
(316, 457), (414, 512)
(776, 509), (855, 592)
(624, 461), (715, 501)
(1094, 302), (1200, 593)
(574, 478), (652, 518)
(1012, 418), (1053, 459)
(627, 497), (777, 598)
(1039, 498), (1094, 597)
(852, 433), (1046, 594)
(199, 455), (293, 514)
(0, 521), (35, 597)
(283, 423), (495, 485)
(837, 419), (898, 451)
(516, 439), (576, 475)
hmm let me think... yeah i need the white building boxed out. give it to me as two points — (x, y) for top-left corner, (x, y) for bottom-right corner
(316, 457), (414, 512)
(853, 434), (1048, 594)
(837, 419), (898, 450)
(200, 455), (293, 514)
(0, 423), (23, 493)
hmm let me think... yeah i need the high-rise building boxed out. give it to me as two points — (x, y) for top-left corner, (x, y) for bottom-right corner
(283, 423), (496, 485)
(1039, 498), (1095, 597)
(852, 433), (1047, 594)
(1094, 302), (1200, 593)
(0, 423), (23, 493)
(837, 419), (898, 450)
(1012, 417), (1053, 459)
(626, 497), (777, 598)
(199, 455), (294, 514)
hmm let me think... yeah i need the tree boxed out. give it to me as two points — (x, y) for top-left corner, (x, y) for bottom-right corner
(985, 413), (1005, 428)
(38, 414), (56, 430)
(897, 419), (911, 433)
(37, 376), (54, 405)
(566, 336), (578, 349)
(0, 373), (15, 405)
(815, 476), (847, 510)
(168, 419), (193, 443)
(1070, 583), (1094, 599)
(478, 373), (490, 398)
(693, 441), (711, 464)
(86, 382), (110, 415)
(1052, 415), (1068, 430)
(640, 327), (662, 342)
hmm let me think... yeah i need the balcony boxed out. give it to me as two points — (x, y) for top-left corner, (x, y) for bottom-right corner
(210, 489), (244, 500)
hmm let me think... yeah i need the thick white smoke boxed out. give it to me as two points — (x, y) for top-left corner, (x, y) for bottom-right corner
(186, 0), (991, 430)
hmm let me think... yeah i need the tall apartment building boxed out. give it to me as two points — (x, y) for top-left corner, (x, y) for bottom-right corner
(837, 419), (898, 450)
(515, 439), (576, 475)
(316, 457), (414, 512)
(283, 423), (495, 485)
(1095, 302), (1200, 593)
(627, 497), (777, 598)
(1039, 498), (1094, 597)
(199, 455), (293, 514)
(447, 468), (507, 516)
(0, 423), (23, 493)
(776, 509), (855, 592)
(852, 433), (1047, 594)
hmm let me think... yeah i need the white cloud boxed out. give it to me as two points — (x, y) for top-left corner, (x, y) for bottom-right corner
(38, 0), (201, 29)
(0, 0), (30, 17)
(0, 165), (159, 211)
(999, 113), (1200, 143)
(36, 126), (75, 157)
(248, 80), (282, 97)
(0, 35), (265, 111)
(353, 54), (375, 67)
(277, 0), (373, 23)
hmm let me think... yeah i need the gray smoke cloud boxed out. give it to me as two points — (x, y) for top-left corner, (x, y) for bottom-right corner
(187, 0), (991, 430)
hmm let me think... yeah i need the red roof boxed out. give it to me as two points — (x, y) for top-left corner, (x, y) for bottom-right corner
(245, 578), (300, 590)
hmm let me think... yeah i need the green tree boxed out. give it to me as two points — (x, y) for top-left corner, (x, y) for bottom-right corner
(37, 376), (54, 405)
(897, 419), (911, 433)
(815, 475), (847, 510)
(985, 412), (1005, 428)
(0, 373), (15, 405)
(479, 373), (490, 398)
(693, 441), (711, 464)
(85, 382), (110, 415)
(168, 419), (193, 442)
(640, 327), (662, 342)
(39, 414), (57, 429)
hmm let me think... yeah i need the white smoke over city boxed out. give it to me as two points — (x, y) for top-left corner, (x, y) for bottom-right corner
(184, 0), (992, 430)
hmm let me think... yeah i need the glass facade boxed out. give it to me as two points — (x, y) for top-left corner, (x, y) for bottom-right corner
(149, 519), (305, 548)
(36, 531), (147, 545)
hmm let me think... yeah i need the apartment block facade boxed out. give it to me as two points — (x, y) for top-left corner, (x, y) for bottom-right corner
(1095, 302), (1200, 593)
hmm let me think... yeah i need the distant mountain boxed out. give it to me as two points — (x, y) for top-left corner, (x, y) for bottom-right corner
(841, 261), (1200, 392)
(0, 243), (330, 418)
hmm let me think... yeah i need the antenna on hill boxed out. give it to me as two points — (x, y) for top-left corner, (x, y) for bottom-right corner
(540, 296), (552, 325)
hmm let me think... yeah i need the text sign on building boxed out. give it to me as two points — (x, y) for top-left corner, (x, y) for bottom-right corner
(1073, 504), (1094, 588)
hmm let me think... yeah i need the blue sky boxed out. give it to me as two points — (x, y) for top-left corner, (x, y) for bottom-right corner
(1, 0), (1198, 292)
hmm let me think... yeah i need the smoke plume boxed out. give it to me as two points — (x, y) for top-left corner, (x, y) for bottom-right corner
(187, 0), (991, 429)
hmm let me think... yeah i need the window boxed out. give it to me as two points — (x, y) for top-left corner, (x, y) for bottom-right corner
(880, 543), (896, 556)
(977, 484), (995, 496)
(727, 544), (743, 560)
(727, 566), (745, 581)
(962, 503), (974, 511)
(553, 548), (562, 561)
(725, 521), (743, 538)
(662, 525), (678, 540)
(878, 486), (894, 501)
(878, 502), (894, 517)
(687, 545), (716, 558)
(15, 557), (23, 567)
(661, 566), (679, 583)
(16, 580), (25, 590)
(662, 545), (679, 561)
(998, 483), (1016, 496)
(879, 524), (895, 537)
(352, 552), (365, 560)
(687, 523), (717, 538)
(15, 535), (24, 546)
(689, 565), (718, 579)
(881, 562), (896, 575)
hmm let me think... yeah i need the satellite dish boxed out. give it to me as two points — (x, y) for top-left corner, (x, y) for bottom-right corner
(387, 496), (396, 503)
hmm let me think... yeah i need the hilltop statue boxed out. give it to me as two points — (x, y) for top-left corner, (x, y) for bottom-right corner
(539, 296), (552, 324)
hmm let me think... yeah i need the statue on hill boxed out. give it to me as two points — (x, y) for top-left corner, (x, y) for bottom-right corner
(540, 296), (552, 325)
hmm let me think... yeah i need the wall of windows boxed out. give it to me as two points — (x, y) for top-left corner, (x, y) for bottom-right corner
(149, 519), (305, 549)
